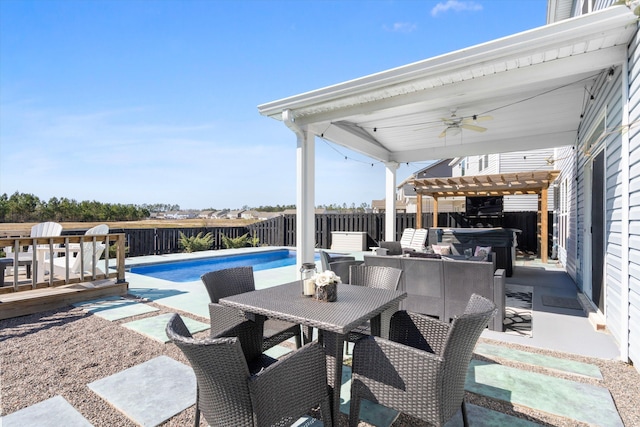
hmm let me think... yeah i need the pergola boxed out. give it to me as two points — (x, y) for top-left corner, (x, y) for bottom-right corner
(410, 170), (560, 262)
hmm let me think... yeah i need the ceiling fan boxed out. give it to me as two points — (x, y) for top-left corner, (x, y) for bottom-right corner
(439, 109), (492, 138)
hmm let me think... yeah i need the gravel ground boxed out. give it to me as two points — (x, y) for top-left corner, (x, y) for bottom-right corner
(1, 300), (639, 427)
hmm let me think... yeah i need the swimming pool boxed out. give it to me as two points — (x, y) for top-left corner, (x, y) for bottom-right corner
(130, 249), (316, 282)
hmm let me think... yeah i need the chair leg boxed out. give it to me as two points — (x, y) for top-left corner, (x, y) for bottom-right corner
(348, 393), (361, 427)
(461, 400), (469, 427)
(295, 326), (302, 348)
(194, 387), (200, 427)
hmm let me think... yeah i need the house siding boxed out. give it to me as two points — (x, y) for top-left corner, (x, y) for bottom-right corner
(559, 19), (640, 363)
(499, 150), (557, 211)
(555, 146), (578, 279)
(626, 26), (640, 366)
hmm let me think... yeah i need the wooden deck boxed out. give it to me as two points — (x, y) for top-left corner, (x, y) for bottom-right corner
(0, 278), (128, 320)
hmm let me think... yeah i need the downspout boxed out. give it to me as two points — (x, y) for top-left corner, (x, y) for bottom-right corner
(620, 62), (630, 362)
(283, 109), (316, 277)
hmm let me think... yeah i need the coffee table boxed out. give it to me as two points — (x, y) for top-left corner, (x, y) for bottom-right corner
(220, 281), (407, 422)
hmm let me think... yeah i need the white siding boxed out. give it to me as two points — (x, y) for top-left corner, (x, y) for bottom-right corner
(626, 28), (640, 367)
(499, 149), (558, 211)
(555, 146), (579, 279)
(573, 64), (627, 352)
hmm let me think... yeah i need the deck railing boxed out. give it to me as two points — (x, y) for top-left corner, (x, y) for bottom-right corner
(0, 233), (126, 291)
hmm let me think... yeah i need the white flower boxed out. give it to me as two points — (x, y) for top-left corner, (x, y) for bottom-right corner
(314, 270), (341, 287)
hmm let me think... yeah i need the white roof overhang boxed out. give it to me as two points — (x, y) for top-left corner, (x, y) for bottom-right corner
(258, 6), (638, 163)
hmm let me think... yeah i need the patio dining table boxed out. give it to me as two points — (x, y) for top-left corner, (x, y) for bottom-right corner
(219, 280), (407, 422)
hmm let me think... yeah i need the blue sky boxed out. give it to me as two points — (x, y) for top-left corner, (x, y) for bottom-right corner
(0, 0), (547, 210)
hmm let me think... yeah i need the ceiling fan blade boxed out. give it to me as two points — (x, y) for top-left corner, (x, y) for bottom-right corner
(438, 128), (448, 138)
(460, 124), (487, 132)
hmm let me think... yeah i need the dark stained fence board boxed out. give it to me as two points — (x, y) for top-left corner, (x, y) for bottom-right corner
(61, 211), (547, 258)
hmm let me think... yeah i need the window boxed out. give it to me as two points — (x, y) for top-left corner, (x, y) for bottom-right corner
(559, 178), (569, 248)
(478, 154), (489, 171)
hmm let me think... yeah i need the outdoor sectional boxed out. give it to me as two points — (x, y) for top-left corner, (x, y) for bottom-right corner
(363, 253), (506, 331)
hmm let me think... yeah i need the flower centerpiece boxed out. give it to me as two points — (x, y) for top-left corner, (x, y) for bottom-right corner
(314, 270), (341, 302)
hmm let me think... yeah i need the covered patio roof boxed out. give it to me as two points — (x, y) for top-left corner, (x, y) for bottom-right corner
(259, 6), (636, 162)
(257, 5), (637, 271)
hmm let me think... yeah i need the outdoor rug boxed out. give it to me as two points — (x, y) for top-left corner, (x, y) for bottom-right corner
(542, 295), (583, 310)
(504, 284), (533, 337)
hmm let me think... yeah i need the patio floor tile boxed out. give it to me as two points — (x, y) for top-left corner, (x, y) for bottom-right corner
(73, 297), (159, 321)
(465, 359), (622, 427)
(0, 395), (94, 427)
(88, 356), (195, 427)
(122, 313), (209, 343)
(475, 342), (603, 379)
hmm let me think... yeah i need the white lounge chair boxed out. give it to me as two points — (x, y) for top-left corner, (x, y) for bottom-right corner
(45, 224), (109, 279)
(3, 221), (63, 277)
(399, 228), (415, 249)
(408, 228), (428, 251)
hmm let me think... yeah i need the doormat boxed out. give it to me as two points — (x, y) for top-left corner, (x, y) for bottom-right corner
(504, 284), (533, 337)
(542, 295), (583, 310)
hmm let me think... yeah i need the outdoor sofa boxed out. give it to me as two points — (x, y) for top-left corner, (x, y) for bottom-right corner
(363, 253), (505, 331)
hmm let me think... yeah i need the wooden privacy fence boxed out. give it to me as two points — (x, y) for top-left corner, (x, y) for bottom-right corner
(54, 212), (550, 258)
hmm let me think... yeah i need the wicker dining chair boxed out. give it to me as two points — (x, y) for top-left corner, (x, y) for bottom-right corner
(166, 313), (333, 427)
(347, 265), (403, 342)
(349, 294), (497, 427)
(327, 259), (363, 284)
(201, 266), (302, 351)
(319, 250), (356, 271)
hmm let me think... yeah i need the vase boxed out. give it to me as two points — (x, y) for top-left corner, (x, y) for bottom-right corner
(316, 283), (337, 302)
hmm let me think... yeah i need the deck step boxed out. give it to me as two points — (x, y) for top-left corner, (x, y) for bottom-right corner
(0, 279), (128, 320)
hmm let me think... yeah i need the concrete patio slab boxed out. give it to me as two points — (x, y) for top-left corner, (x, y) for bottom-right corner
(465, 359), (622, 427)
(444, 403), (543, 427)
(0, 395), (94, 427)
(475, 342), (603, 379)
(128, 283), (210, 319)
(88, 355), (195, 427)
(122, 313), (209, 343)
(73, 297), (159, 321)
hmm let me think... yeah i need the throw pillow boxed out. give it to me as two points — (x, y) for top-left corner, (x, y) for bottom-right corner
(474, 246), (492, 259)
(432, 244), (451, 255)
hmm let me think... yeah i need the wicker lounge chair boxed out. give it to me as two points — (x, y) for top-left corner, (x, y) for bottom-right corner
(166, 313), (333, 427)
(201, 266), (302, 351)
(349, 294), (497, 427)
(319, 250), (357, 271)
(346, 265), (402, 342)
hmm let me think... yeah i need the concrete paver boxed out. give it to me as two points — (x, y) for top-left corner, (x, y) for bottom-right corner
(88, 356), (196, 427)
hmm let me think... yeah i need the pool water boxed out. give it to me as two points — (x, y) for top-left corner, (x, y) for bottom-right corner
(130, 249), (315, 282)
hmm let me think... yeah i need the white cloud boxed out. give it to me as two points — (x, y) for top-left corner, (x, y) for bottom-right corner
(383, 22), (417, 33)
(431, 0), (483, 17)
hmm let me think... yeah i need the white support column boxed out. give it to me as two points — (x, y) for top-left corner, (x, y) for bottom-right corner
(385, 162), (399, 241)
(284, 110), (316, 277)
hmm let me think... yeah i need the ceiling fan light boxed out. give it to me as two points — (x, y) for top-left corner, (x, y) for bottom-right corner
(447, 127), (461, 136)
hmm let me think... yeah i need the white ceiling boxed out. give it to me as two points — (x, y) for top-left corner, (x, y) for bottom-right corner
(259, 6), (638, 163)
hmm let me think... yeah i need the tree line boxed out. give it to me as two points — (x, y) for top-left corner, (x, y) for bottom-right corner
(0, 192), (150, 223)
